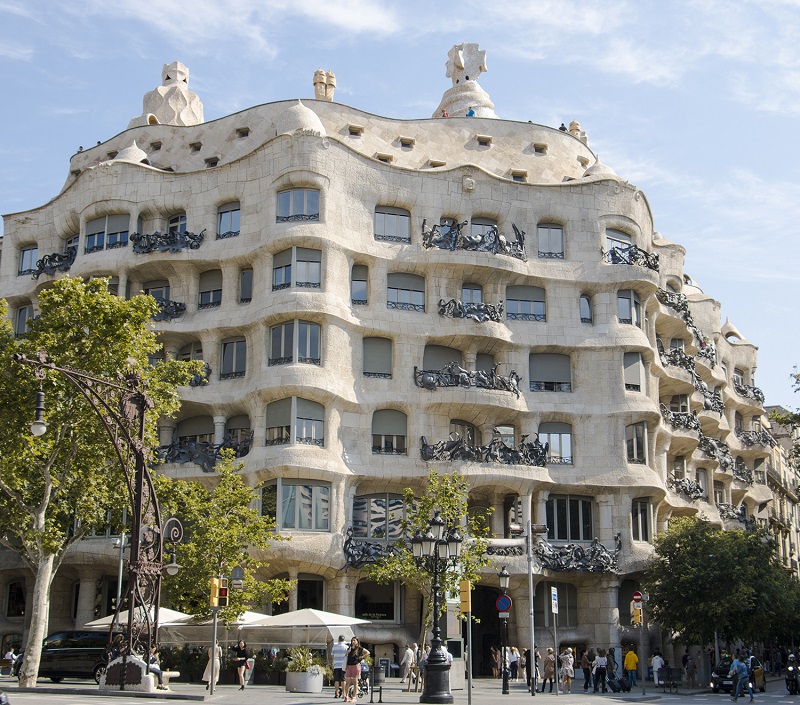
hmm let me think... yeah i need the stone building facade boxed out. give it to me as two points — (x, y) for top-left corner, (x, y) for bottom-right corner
(0, 50), (783, 671)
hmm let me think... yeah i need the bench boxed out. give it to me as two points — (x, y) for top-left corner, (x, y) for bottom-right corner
(148, 669), (180, 690)
(0, 659), (13, 677)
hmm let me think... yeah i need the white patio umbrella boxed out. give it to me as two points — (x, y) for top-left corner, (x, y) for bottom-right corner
(157, 610), (272, 645)
(241, 608), (370, 647)
(84, 606), (193, 630)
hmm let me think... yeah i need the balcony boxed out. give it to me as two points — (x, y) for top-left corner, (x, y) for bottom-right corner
(660, 404), (701, 432)
(732, 379), (766, 404)
(533, 534), (621, 573)
(420, 428), (547, 466)
(438, 298), (504, 323)
(530, 380), (571, 393)
(421, 219), (527, 261)
(343, 526), (401, 569)
(603, 244), (659, 272)
(151, 299), (186, 322)
(734, 428), (776, 448)
(31, 247), (76, 279)
(667, 473), (706, 501)
(130, 228), (205, 254)
(655, 289), (717, 368)
(156, 431), (253, 473)
(698, 433), (734, 472)
(414, 363), (521, 397)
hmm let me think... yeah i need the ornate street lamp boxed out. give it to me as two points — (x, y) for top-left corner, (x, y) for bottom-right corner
(499, 565), (510, 695)
(411, 510), (463, 704)
(14, 351), (182, 690)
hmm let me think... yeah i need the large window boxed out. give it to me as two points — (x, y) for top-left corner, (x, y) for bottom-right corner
(239, 269), (253, 303)
(269, 320), (321, 366)
(462, 284), (483, 304)
(265, 397), (325, 447)
(351, 264), (368, 305)
(217, 202), (241, 237)
(363, 337), (392, 378)
(355, 580), (399, 622)
(18, 247), (38, 276)
(85, 214), (129, 253)
(450, 419), (479, 446)
(277, 188), (319, 222)
(176, 416), (214, 446)
(168, 213), (187, 236)
(272, 247), (322, 290)
(506, 285), (546, 321)
(6, 581), (25, 618)
(670, 394), (689, 413)
(545, 496), (592, 541)
(261, 479), (330, 531)
(631, 498), (651, 542)
(534, 582), (577, 628)
(606, 229), (632, 261)
(626, 422), (647, 464)
(220, 338), (247, 379)
(538, 223), (564, 259)
(617, 289), (642, 327)
(470, 217), (496, 240)
(387, 272), (425, 312)
(352, 493), (405, 540)
(371, 409), (407, 455)
(374, 206), (410, 242)
(423, 344), (461, 370)
(623, 352), (645, 392)
(579, 295), (592, 323)
(529, 353), (571, 392)
(198, 269), (222, 309)
(538, 422), (573, 464)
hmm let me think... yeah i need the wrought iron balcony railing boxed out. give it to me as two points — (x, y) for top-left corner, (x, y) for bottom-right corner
(656, 288), (717, 368)
(276, 213), (319, 223)
(219, 370), (245, 380)
(438, 298), (504, 323)
(735, 428), (776, 448)
(732, 462), (755, 486)
(188, 363), (211, 387)
(130, 229), (205, 254)
(421, 219), (527, 261)
(387, 301), (425, 312)
(667, 473), (706, 500)
(414, 362), (522, 397)
(151, 299), (186, 322)
(660, 404), (701, 432)
(31, 247), (76, 279)
(530, 381), (571, 392)
(156, 431), (254, 473)
(732, 379), (766, 404)
(216, 230), (240, 239)
(343, 526), (402, 569)
(602, 244), (659, 272)
(421, 428), (547, 466)
(533, 534), (621, 573)
(375, 233), (411, 243)
(698, 433), (734, 472)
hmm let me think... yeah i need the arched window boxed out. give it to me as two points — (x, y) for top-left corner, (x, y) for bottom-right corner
(371, 409), (407, 455)
(470, 217), (496, 240)
(374, 206), (410, 242)
(272, 247), (322, 290)
(506, 285), (546, 322)
(18, 246), (38, 276)
(198, 269), (222, 308)
(462, 283), (483, 304)
(269, 320), (321, 366)
(261, 479), (330, 531)
(606, 229), (632, 260)
(631, 498), (651, 542)
(15, 304), (34, 336)
(85, 214), (130, 253)
(538, 422), (573, 464)
(168, 213), (187, 236)
(529, 353), (571, 392)
(217, 202), (240, 237)
(579, 295), (592, 323)
(450, 419), (479, 446)
(239, 268), (253, 303)
(669, 395), (689, 413)
(387, 272), (425, 311)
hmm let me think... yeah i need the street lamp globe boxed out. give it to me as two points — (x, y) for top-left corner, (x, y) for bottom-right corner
(499, 565), (510, 592)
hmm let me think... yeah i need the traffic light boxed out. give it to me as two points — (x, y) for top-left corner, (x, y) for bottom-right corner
(630, 601), (642, 626)
(217, 578), (229, 608)
(459, 580), (472, 613)
(209, 577), (220, 607)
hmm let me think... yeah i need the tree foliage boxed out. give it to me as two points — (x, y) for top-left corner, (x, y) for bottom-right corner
(770, 368), (800, 462)
(644, 515), (800, 646)
(156, 450), (293, 623)
(0, 277), (200, 686)
(368, 470), (491, 642)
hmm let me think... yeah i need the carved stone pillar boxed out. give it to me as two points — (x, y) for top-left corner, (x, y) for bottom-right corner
(159, 421), (176, 447)
(326, 575), (354, 616)
(490, 494), (505, 537)
(75, 570), (103, 628)
(213, 416), (226, 446)
(221, 264), (238, 310)
(288, 568), (299, 612)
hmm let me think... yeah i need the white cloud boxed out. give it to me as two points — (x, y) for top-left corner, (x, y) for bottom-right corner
(0, 40), (33, 60)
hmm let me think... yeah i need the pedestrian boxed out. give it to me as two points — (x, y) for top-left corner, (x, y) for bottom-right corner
(774, 649), (783, 677)
(233, 639), (249, 690)
(560, 647), (574, 694)
(522, 648), (532, 691)
(344, 636), (369, 703)
(2, 648), (15, 677)
(400, 643), (414, 683)
(652, 651), (665, 686)
(581, 649), (593, 691)
(466, 107), (476, 117)
(332, 634), (348, 698)
(541, 647), (556, 692)
(686, 655), (697, 689)
(491, 645), (499, 678)
(148, 646), (167, 690)
(729, 653), (754, 702)
(510, 646), (520, 681)
(624, 646), (638, 687)
(441, 109), (449, 118)
(607, 648), (617, 679)
(202, 640), (222, 690)
(593, 648), (608, 693)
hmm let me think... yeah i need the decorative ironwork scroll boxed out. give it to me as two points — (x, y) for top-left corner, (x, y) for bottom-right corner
(414, 362), (521, 397)
(188, 363), (211, 387)
(732, 462), (755, 486)
(343, 526), (402, 569)
(658, 340), (723, 415)
(151, 299), (186, 322)
(602, 244), (659, 272)
(658, 345), (696, 375)
(733, 379), (766, 404)
(717, 502), (747, 523)
(667, 473), (706, 500)
(534, 534), (621, 573)
(656, 289), (717, 368)
(735, 428), (776, 448)
(698, 433), (734, 472)
(421, 219), (527, 261)
(32, 247), (76, 279)
(486, 544), (525, 557)
(130, 229), (205, 254)
(421, 429), (547, 466)
(156, 431), (254, 473)
(660, 404), (701, 432)
(438, 298), (504, 323)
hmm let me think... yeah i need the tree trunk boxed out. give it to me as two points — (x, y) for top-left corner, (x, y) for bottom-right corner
(18, 554), (55, 688)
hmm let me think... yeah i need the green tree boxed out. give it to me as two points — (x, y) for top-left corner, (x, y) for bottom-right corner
(368, 469), (491, 647)
(0, 277), (199, 687)
(156, 450), (294, 622)
(644, 515), (794, 646)
(770, 368), (800, 461)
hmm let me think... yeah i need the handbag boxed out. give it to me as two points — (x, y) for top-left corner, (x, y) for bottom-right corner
(245, 661), (251, 670)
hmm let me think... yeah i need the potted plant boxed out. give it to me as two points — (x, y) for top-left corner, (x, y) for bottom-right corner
(285, 646), (325, 693)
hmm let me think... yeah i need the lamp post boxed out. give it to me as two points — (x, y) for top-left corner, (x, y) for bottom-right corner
(14, 351), (182, 689)
(527, 521), (548, 697)
(411, 510), (463, 704)
(499, 566), (510, 695)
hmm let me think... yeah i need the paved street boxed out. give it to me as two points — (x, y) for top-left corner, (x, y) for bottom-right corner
(0, 675), (794, 705)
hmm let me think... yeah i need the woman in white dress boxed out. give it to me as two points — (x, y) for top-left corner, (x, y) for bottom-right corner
(202, 640), (222, 689)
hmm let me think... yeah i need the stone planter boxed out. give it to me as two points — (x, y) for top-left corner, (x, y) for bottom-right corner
(285, 670), (324, 693)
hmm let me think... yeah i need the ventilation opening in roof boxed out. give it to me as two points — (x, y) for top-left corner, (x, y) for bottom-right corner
(476, 134), (492, 147)
(236, 127), (250, 138)
(190, 142), (202, 152)
(205, 157), (219, 168)
(511, 170), (527, 183)
(399, 137), (415, 149)
(348, 124), (364, 137)
(533, 143), (547, 154)
(106, 151), (118, 160)
(149, 141), (162, 151)
(428, 160), (446, 168)
(375, 153), (393, 164)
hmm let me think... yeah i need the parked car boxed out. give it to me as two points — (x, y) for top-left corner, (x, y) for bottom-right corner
(12, 631), (109, 684)
(710, 655), (766, 693)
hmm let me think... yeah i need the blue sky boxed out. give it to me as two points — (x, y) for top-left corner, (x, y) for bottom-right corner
(1, 0), (798, 407)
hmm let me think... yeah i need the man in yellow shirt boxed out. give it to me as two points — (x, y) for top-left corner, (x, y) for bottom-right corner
(624, 648), (639, 687)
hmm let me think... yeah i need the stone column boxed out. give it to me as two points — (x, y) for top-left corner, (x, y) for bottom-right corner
(159, 421), (176, 447)
(221, 263), (239, 308)
(213, 416), (227, 446)
(326, 575), (355, 616)
(288, 568), (299, 612)
(75, 570), (103, 628)
(490, 494), (505, 537)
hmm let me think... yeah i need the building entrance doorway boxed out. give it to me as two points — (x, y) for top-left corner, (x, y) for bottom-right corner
(463, 584), (502, 677)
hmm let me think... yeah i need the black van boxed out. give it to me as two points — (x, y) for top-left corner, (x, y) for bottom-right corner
(15, 631), (109, 683)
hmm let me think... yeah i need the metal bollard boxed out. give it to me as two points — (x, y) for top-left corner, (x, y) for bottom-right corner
(370, 680), (375, 703)
(378, 685), (383, 703)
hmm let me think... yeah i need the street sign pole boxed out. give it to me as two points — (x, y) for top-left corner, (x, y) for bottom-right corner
(551, 587), (558, 697)
(639, 601), (646, 696)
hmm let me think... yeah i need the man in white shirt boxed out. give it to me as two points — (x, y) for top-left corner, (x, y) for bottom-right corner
(651, 652), (665, 686)
(332, 635), (349, 698)
(400, 644), (415, 683)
